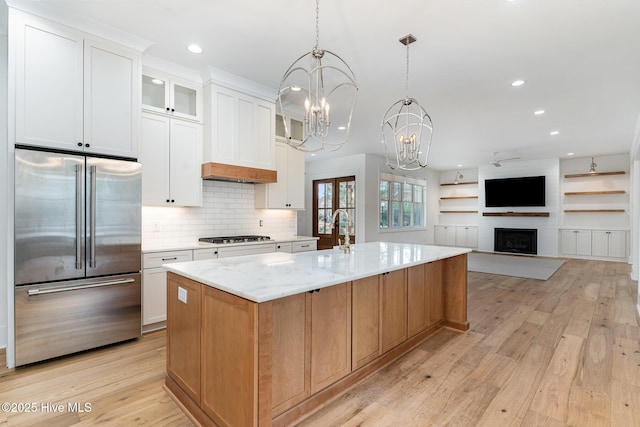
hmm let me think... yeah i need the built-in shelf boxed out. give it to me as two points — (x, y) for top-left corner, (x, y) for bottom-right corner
(440, 181), (478, 186)
(482, 212), (550, 217)
(440, 196), (479, 200)
(439, 210), (479, 213)
(564, 209), (625, 213)
(564, 171), (626, 178)
(564, 190), (625, 195)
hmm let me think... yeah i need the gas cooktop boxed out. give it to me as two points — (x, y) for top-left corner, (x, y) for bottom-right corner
(199, 235), (271, 244)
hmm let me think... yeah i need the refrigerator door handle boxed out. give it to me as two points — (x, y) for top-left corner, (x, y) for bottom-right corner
(89, 164), (97, 268)
(27, 278), (136, 296)
(75, 163), (83, 270)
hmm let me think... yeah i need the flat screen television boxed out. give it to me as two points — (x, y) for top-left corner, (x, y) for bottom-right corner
(485, 176), (545, 207)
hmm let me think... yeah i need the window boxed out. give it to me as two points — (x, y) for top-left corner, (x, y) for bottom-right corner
(379, 172), (426, 230)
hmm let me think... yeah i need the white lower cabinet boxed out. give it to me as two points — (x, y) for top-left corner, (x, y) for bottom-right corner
(561, 229), (627, 261)
(142, 250), (193, 330)
(561, 230), (592, 256)
(276, 240), (318, 253)
(591, 230), (626, 259)
(435, 225), (476, 248)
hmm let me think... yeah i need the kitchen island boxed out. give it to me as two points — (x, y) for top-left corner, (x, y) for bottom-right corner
(163, 242), (470, 427)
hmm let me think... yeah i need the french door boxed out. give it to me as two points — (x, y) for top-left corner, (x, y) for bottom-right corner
(313, 176), (356, 250)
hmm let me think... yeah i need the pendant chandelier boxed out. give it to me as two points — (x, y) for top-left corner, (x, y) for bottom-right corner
(277, 0), (358, 152)
(381, 34), (433, 170)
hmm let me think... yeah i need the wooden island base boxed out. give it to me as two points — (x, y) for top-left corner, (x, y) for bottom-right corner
(164, 254), (468, 427)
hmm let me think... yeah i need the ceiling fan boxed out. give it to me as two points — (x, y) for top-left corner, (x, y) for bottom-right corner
(490, 152), (520, 167)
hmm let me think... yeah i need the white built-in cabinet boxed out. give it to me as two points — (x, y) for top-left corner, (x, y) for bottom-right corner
(434, 225), (477, 249)
(140, 112), (202, 206)
(591, 230), (626, 259)
(142, 250), (193, 330)
(560, 228), (627, 260)
(142, 68), (202, 122)
(255, 142), (305, 209)
(560, 229), (592, 257)
(203, 82), (276, 171)
(12, 10), (140, 158)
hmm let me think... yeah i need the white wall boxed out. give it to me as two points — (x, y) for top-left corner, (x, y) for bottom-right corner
(477, 158), (560, 256)
(301, 154), (440, 245)
(1, 9), (8, 350)
(142, 180), (297, 248)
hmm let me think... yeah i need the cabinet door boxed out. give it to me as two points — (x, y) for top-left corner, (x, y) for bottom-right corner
(455, 226), (468, 247)
(407, 264), (427, 338)
(466, 226), (478, 248)
(426, 260), (444, 327)
(310, 282), (351, 393)
(140, 113), (171, 205)
(561, 230), (578, 255)
(142, 72), (169, 114)
(193, 248), (218, 260)
(171, 78), (202, 122)
(271, 293), (311, 415)
(591, 231), (609, 258)
(167, 274), (201, 405)
(14, 12), (84, 150)
(352, 275), (380, 370)
(434, 225), (447, 245)
(84, 39), (139, 158)
(169, 120), (203, 206)
(276, 242), (293, 253)
(576, 230), (592, 256)
(268, 143), (289, 208)
(287, 145), (306, 209)
(381, 269), (407, 354)
(142, 268), (168, 325)
(607, 231), (626, 259)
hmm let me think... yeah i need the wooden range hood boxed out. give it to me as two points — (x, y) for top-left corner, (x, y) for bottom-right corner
(201, 162), (277, 183)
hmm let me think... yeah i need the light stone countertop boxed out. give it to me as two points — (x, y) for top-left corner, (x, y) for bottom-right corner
(163, 241), (471, 303)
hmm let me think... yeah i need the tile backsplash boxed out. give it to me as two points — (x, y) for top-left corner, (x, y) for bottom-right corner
(142, 180), (298, 248)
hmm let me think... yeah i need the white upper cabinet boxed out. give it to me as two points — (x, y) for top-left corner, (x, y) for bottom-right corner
(203, 81), (276, 171)
(255, 142), (305, 209)
(140, 112), (202, 207)
(142, 68), (202, 122)
(12, 10), (140, 158)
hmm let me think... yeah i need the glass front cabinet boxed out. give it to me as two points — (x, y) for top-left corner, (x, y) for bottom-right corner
(142, 69), (202, 122)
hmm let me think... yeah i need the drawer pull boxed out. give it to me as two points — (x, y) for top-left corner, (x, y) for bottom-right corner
(162, 257), (178, 261)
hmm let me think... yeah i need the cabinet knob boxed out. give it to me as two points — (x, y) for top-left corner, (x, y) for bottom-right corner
(166, 107), (170, 111)
(171, 108), (175, 112)
(166, 199), (170, 203)
(85, 143), (90, 148)
(171, 199), (175, 203)
(77, 142), (83, 147)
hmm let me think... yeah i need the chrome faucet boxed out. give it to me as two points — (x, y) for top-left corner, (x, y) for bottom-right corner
(330, 208), (352, 253)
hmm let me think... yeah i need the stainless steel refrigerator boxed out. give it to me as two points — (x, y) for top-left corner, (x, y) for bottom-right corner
(14, 147), (142, 366)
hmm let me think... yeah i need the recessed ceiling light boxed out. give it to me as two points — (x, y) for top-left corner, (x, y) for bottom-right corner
(511, 79), (526, 87)
(291, 86), (302, 92)
(187, 44), (203, 54)
(151, 78), (164, 85)
(533, 110), (545, 115)
(550, 131), (560, 135)
(457, 164), (463, 167)
(337, 126), (346, 130)
(567, 152), (574, 156)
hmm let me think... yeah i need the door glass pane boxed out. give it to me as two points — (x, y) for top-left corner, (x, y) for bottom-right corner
(275, 114), (286, 138)
(326, 183), (332, 209)
(142, 75), (166, 109)
(290, 118), (303, 141)
(318, 209), (326, 234)
(173, 83), (197, 116)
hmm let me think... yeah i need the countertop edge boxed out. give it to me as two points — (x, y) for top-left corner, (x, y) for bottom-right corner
(164, 243), (471, 303)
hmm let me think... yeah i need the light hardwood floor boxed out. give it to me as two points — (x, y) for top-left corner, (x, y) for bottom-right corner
(1, 258), (638, 426)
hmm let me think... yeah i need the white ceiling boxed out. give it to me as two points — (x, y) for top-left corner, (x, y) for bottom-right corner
(15, 0), (640, 170)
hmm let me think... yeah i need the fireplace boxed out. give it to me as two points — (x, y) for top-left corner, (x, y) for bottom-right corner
(494, 228), (537, 255)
